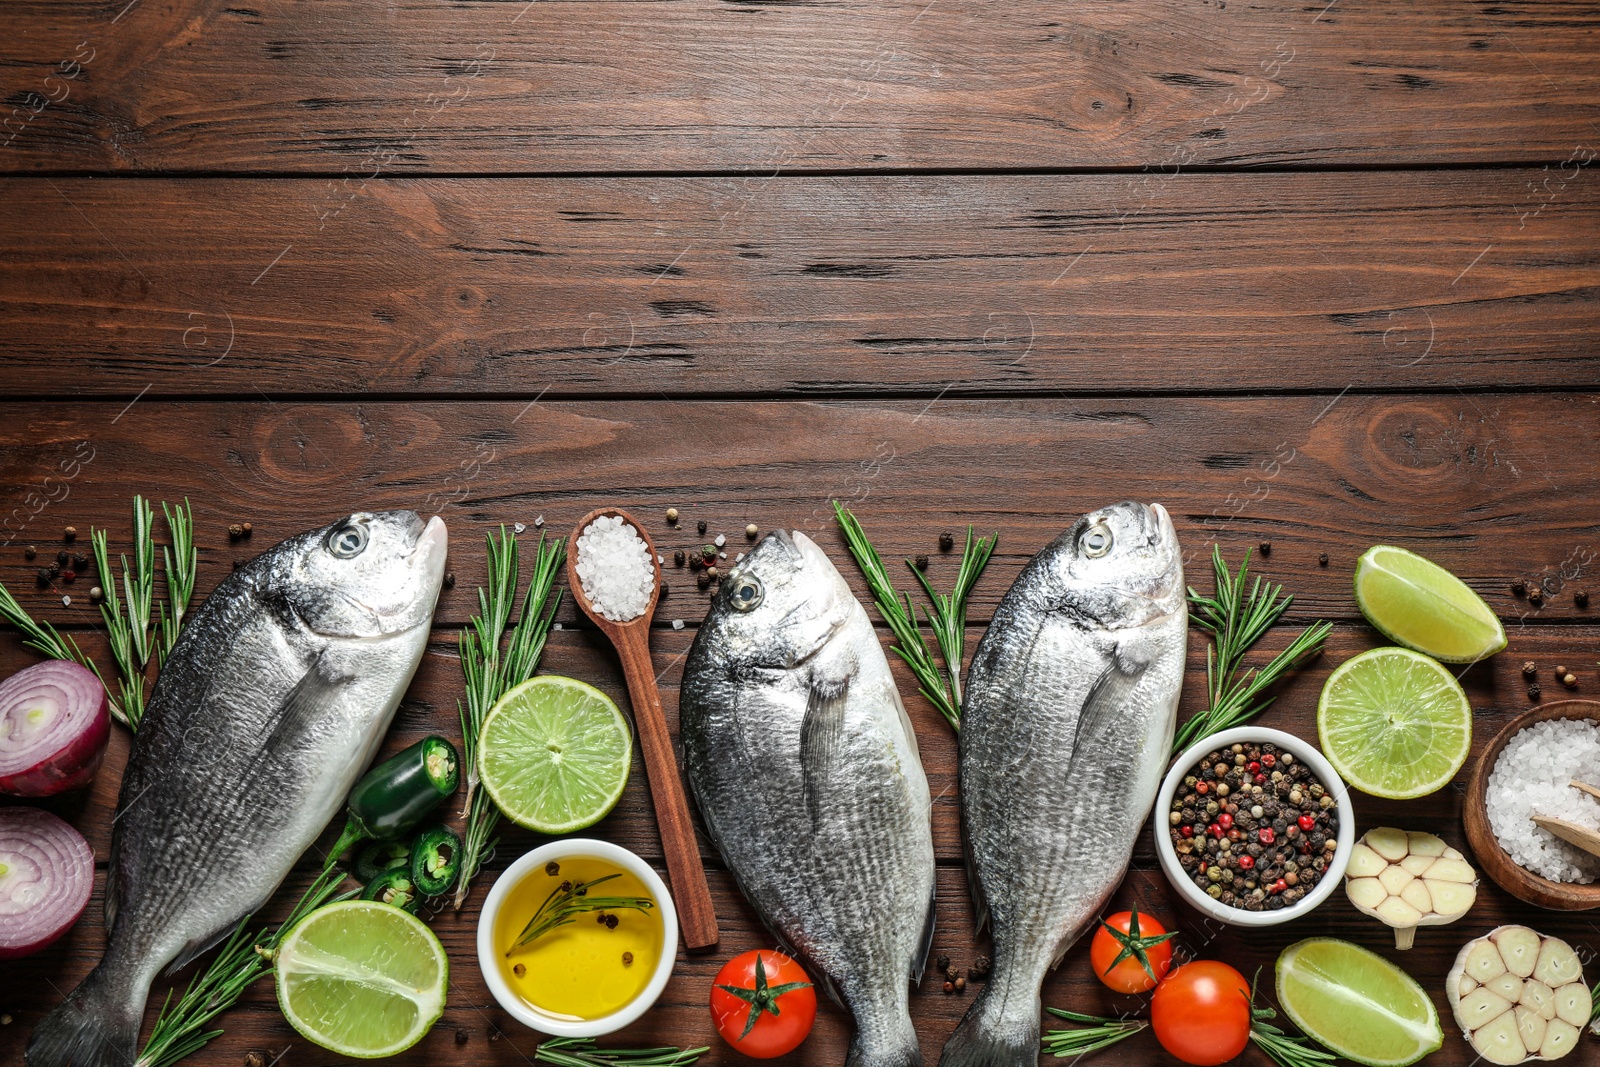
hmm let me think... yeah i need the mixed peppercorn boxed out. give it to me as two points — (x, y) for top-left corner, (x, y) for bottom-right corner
(1169, 741), (1338, 913)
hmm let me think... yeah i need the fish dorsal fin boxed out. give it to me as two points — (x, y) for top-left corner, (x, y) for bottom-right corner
(263, 651), (354, 753)
(799, 673), (851, 832)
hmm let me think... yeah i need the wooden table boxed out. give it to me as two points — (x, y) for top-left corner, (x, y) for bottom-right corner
(1, 0), (1598, 1063)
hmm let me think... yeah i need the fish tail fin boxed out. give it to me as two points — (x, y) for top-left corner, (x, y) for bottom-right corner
(937, 984), (1038, 1067)
(845, 1015), (923, 1067)
(26, 964), (141, 1067)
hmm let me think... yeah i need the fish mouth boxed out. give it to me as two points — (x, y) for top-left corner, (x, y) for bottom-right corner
(1144, 502), (1173, 545)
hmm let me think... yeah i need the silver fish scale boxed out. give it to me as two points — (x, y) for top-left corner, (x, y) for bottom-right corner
(682, 530), (935, 1067)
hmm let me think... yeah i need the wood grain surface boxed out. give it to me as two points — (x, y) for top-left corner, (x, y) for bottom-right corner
(1, 0), (1597, 173)
(2, 174), (1597, 397)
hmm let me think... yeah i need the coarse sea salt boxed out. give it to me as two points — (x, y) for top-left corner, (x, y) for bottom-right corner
(575, 515), (655, 622)
(1486, 718), (1600, 883)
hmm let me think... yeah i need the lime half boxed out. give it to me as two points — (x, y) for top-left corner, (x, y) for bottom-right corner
(275, 900), (448, 1058)
(1354, 545), (1505, 663)
(1317, 646), (1472, 799)
(1276, 938), (1442, 1067)
(479, 675), (633, 834)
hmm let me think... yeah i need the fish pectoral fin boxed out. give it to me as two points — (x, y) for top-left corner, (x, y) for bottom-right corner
(912, 886), (937, 986)
(799, 674), (851, 831)
(263, 652), (356, 753)
(1073, 658), (1146, 756)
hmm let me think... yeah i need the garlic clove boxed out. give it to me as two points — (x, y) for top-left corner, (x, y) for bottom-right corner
(1376, 896), (1422, 927)
(1470, 1010), (1527, 1065)
(1521, 979), (1555, 1021)
(1516, 1006), (1546, 1053)
(1496, 927), (1542, 978)
(1408, 832), (1447, 857)
(1443, 845), (1466, 862)
(1428, 857), (1478, 883)
(1400, 853), (1436, 877)
(1466, 939), (1509, 982)
(1535, 938), (1582, 988)
(1458, 988), (1513, 1029)
(1539, 1019), (1579, 1060)
(1427, 879), (1477, 918)
(1347, 877), (1387, 910)
(1487, 973), (1524, 1002)
(1553, 983), (1589, 1028)
(1378, 864), (1416, 895)
(1400, 878), (1433, 914)
(1367, 826), (1410, 861)
(1347, 842), (1388, 878)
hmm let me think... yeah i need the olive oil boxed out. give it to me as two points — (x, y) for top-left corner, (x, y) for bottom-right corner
(495, 854), (663, 1021)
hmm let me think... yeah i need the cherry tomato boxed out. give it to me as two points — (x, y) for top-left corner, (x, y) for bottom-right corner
(1150, 960), (1252, 1066)
(1088, 907), (1175, 994)
(710, 949), (817, 1058)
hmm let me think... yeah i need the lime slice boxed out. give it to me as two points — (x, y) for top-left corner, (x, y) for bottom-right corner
(479, 675), (633, 834)
(274, 900), (447, 1059)
(1317, 647), (1472, 799)
(1354, 545), (1505, 663)
(1276, 938), (1442, 1067)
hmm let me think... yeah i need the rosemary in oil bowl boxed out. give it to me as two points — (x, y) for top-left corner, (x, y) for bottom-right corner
(508, 872), (655, 954)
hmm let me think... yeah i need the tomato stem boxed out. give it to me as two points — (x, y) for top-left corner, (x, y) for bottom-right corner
(1097, 905), (1177, 983)
(715, 953), (813, 1040)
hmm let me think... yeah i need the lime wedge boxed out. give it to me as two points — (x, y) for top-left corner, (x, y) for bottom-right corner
(1317, 647), (1472, 799)
(1354, 545), (1505, 663)
(479, 675), (633, 834)
(1276, 938), (1442, 1067)
(274, 900), (448, 1059)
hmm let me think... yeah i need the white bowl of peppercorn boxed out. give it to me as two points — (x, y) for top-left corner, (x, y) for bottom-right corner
(1156, 726), (1356, 926)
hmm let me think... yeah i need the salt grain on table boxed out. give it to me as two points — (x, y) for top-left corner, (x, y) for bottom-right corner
(575, 515), (656, 622)
(1486, 718), (1600, 883)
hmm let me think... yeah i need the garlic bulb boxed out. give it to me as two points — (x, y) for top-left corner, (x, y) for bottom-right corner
(1447, 926), (1590, 1064)
(1344, 827), (1477, 949)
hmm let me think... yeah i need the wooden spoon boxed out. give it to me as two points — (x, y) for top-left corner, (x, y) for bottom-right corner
(1531, 815), (1600, 860)
(1570, 779), (1600, 802)
(566, 507), (719, 950)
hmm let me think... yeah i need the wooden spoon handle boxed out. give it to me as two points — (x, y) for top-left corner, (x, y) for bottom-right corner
(613, 625), (720, 949)
(1532, 814), (1600, 859)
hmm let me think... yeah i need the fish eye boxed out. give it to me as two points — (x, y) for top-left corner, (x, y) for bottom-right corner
(326, 522), (368, 559)
(1080, 522), (1113, 558)
(728, 574), (763, 612)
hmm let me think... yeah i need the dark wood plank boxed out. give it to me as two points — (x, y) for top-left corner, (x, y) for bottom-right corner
(1, 0), (1597, 172)
(1, 396), (1597, 627)
(4, 174), (1597, 396)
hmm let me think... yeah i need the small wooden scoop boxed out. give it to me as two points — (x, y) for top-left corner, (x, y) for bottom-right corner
(1531, 815), (1600, 860)
(567, 507), (719, 950)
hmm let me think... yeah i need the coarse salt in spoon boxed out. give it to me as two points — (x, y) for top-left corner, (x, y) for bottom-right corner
(567, 507), (718, 950)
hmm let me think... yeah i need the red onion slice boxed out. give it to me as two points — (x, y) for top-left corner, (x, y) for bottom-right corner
(0, 806), (94, 959)
(0, 660), (110, 797)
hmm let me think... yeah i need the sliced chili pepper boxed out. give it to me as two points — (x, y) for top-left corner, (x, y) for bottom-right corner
(362, 867), (421, 913)
(410, 824), (463, 897)
(331, 735), (460, 857)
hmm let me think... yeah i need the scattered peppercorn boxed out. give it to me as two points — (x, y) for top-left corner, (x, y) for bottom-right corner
(697, 520), (707, 535)
(56, 550), (69, 566)
(1318, 553), (1328, 567)
(63, 526), (76, 542)
(660, 583), (669, 597)
(915, 555), (929, 570)
(623, 951), (634, 966)
(1577, 591), (1590, 608)
(697, 572), (711, 590)
(1563, 673), (1578, 689)
(746, 524), (759, 539)
(1529, 587), (1544, 605)
(72, 552), (87, 569)
(35, 568), (50, 586)
(1529, 683), (1542, 700)
(969, 954), (991, 979)
(936, 955), (950, 971)
(942, 981), (954, 994)
(90, 586), (103, 602)
(456, 1028), (470, 1046)
(954, 976), (967, 992)
(228, 524), (244, 540)
(606, 914), (620, 929)
(1259, 542), (1271, 556)
(674, 550), (686, 567)
(22, 546), (35, 560)
(666, 508), (680, 524)
(245, 1054), (265, 1067)
(546, 861), (560, 876)
(241, 522), (253, 537)
(939, 532), (954, 551)
(513, 963), (526, 978)
(706, 566), (719, 580)
(60, 569), (75, 583)
(1511, 579), (1526, 597)
(1557, 665), (1569, 676)
(701, 544), (717, 561)
(444, 572), (456, 589)
(1522, 661), (1537, 676)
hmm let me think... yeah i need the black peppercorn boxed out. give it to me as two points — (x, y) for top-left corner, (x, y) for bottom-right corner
(1318, 553), (1328, 567)
(1529, 683), (1542, 700)
(697, 572), (711, 590)
(1259, 541), (1271, 556)
(444, 572), (456, 589)
(1511, 579), (1526, 596)
(72, 552), (87, 569)
(546, 861), (561, 876)
(228, 524), (244, 540)
(697, 520), (707, 535)
(35, 567), (50, 586)
(660, 583), (669, 597)
(56, 550), (69, 566)
(969, 954), (991, 978)
(915, 555), (929, 570)
(936, 955), (950, 971)
(1577, 591), (1590, 608)
(456, 1028), (470, 1046)
(674, 550), (686, 567)
(22, 546), (35, 560)
(939, 532), (954, 551)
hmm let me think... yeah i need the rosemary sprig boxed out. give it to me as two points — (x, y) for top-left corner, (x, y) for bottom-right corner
(508, 873), (654, 954)
(1249, 973), (1337, 1067)
(1173, 545), (1331, 755)
(833, 502), (996, 730)
(535, 1037), (708, 1067)
(0, 581), (99, 675)
(135, 861), (355, 1067)
(1041, 1007), (1146, 1058)
(453, 527), (566, 909)
(156, 499), (196, 669)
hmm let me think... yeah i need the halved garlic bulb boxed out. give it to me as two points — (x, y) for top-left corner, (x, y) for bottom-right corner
(1447, 926), (1590, 1064)
(1344, 827), (1477, 949)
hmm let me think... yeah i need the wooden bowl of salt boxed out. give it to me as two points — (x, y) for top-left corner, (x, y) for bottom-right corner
(1464, 699), (1600, 910)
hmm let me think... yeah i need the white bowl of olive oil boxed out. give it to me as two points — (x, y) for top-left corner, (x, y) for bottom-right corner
(478, 839), (677, 1037)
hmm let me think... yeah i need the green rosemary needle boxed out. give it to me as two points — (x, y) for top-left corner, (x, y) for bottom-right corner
(535, 1037), (709, 1067)
(1041, 1007), (1146, 1058)
(1249, 973), (1338, 1067)
(1173, 545), (1331, 755)
(832, 502), (995, 730)
(454, 527), (565, 909)
(508, 873), (654, 955)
